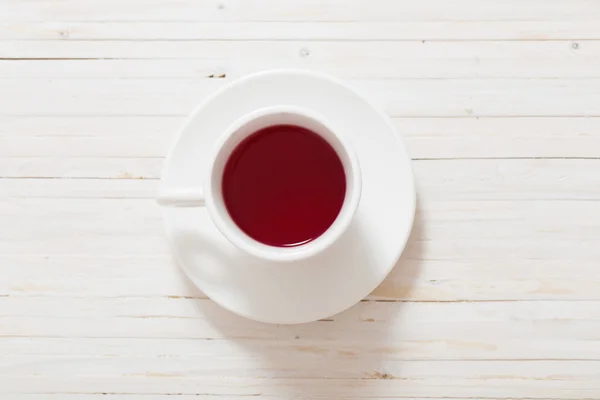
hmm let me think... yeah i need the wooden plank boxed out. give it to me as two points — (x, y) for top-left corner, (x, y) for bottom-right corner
(0, 178), (157, 198)
(0, 236), (170, 256)
(413, 159), (600, 201)
(2, 254), (600, 302)
(2, 78), (600, 117)
(3, 117), (600, 159)
(4, 397), (333, 400)
(396, 117), (600, 159)
(3, 21), (600, 41)
(3, 337), (600, 365)
(1, 396), (483, 400)
(0, 116), (182, 136)
(3, 334), (600, 362)
(1, 297), (600, 338)
(0, 40), (592, 73)
(1, 375), (596, 398)
(0, 40), (596, 79)
(0, 135), (171, 158)
(0, 157), (161, 179)
(0, 356), (598, 393)
(8, 396), (573, 400)
(1, 397), (539, 400)
(0, 358), (598, 400)
(4, 54), (600, 80)
(6, 397), (279, 400)
(3, 0), (600, 22)
(1, 396), (487, 400)
(3, 39), (593, 60)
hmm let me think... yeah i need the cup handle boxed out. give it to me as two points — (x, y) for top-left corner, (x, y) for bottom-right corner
(157, 188), (205, 207)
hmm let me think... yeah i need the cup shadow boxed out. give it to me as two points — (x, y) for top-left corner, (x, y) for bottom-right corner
(173, 198), (424, 398)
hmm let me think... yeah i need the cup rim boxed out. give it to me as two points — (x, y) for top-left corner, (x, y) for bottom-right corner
(204, 105), (362, 262)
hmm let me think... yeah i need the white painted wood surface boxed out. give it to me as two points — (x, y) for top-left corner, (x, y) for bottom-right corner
(1, 0), (600, 398)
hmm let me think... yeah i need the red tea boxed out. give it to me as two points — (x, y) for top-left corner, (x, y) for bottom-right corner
(222, 124), (346, 247)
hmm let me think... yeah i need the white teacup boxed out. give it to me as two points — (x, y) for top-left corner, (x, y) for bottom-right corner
(157, 105), (361, 262)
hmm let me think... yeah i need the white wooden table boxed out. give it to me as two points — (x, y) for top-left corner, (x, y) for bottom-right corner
(2, 1), (600, 398)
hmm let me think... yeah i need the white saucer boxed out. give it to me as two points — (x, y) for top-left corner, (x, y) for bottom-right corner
(161, 70), (415, 324)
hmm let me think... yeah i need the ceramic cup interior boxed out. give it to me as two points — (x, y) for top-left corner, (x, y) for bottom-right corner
(159, 105), (362, 262)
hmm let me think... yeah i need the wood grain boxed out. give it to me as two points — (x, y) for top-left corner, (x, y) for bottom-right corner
(3, 116), (600, 159)
(3, 77), (600, 117)
(4, 21), (600, 41)
(1, 41), (597, 80)
(3, 0), (600, 22)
